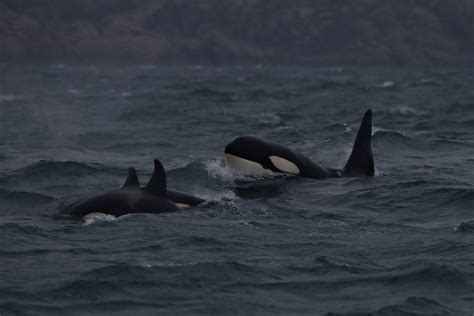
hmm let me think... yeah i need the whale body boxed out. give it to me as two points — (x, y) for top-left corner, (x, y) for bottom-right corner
(120, 167), (205, 208)
(63, 159), (182, 218)
(225, 110), (374, 179)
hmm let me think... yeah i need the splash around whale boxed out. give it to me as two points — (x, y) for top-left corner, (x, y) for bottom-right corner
(224, 109), (374, 179)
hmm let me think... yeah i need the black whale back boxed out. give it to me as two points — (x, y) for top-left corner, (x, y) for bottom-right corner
(225, 136), (331, 178)
(224, 109), (375, 179)
(121, 167), (140, 188)
(121, 167), (205, 206)
(63, 159), (181, 217)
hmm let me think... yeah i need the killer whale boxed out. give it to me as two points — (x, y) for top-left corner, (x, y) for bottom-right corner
(224, 109), (374, 178)
(63, 159), (181, 218)
(121, 167), (205, 208)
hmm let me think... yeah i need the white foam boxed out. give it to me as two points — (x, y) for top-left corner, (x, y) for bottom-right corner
(253, 112), (282, 125)
(389, 106), (424, 116)
(175, 203), (191, 209)
(0, 95), (22, 102)
(199, 189), (237, 203)
(204, 158), (234, 182)
(345, 126), (353, 133)
(372, 126), (408, 137)
(416, 78), (434, 85)
(83, 212), (117, 226)
(375, 81), (395, 88)
(189, 187), (238, 207)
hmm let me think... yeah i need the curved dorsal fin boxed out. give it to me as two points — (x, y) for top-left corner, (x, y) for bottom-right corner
(145, 159), (167, 196)
(121, 167), (140, 188)
(343, 109), (374, 177)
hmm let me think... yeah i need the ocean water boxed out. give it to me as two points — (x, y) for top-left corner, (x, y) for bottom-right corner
(0, 64), (473, 315)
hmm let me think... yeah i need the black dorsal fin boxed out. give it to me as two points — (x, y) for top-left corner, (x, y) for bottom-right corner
(145, 159), (167, 196)
(121, 167), (140, 188)
(343, 109), (375, 177)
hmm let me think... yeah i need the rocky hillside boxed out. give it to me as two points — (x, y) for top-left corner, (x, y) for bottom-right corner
(1, 0), (474, 65)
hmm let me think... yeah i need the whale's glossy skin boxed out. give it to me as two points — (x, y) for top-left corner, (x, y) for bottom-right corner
(120, 167), (206, 208)
(63, 160), (181, 218)
(225, 110), (374, 179)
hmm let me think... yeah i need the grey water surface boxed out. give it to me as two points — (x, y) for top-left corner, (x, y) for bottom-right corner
(0, 65), (473, 315)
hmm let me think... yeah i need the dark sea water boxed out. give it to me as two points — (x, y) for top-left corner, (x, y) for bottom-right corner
(0, 64), (473, 315)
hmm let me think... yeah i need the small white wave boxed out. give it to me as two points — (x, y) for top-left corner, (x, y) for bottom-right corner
(0, 95), (22, 102)
(196, 189), (238, 206)
(414, 78), (435, 86)
(83, 212), (117, 226)
(372, 126), (383, 135)
(121, 91), (132, 98)
(372, 126), (408, 137)
(253, 112), (282, 125)
(375, 81), (395, 89)
(141, 261), (195, 268)
(389, 106), (423, 116)
(374, 167), (381, 177)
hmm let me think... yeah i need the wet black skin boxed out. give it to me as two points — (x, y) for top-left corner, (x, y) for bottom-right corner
(225, 109), (374, 179)
(120, 167), (206, 207)
(63, 159), (181, 218)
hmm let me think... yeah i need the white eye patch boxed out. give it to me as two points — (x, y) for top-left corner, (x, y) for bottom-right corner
(269, 156), (300, 174)
(224, 153), (274, 176)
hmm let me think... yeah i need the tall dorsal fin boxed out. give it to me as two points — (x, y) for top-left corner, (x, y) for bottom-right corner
(343, 109), (374, 177)
(121, 167), (140, 188)
(145, 159), (167, 196)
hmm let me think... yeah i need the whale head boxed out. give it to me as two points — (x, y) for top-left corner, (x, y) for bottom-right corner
(224, 136), (275, 176)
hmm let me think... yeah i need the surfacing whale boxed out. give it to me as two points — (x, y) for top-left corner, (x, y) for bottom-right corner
(63, 159), (182, 218)
(224, 109), (374, 179)
(121, 167), (205, 208)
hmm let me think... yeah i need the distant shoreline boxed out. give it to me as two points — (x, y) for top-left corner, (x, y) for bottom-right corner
(1, 60), (473, 70)
(2, 1), (474, 68)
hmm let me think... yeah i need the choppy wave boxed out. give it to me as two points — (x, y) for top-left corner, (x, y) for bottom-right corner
(0, 160), (106, 188)
(372, 128), (417, 148)
(0, 188), (56, 205)
(1, 66), (473, 315)
(328, 297), (459, 315)
(374, 80), (396, 89)
(388, 106), (426, 116)
(455, 220), (474, 233)
(23, 160), (102, 175)
(190, 87), (235, 100)
(0, 94), (24, 102)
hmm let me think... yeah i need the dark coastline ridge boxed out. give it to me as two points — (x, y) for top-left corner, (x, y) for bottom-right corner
(1, 0), (474, 66)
